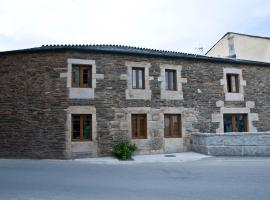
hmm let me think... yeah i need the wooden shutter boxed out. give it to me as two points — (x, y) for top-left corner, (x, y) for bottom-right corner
(132, 114), (147, 139)
(164, 114), (181, 138)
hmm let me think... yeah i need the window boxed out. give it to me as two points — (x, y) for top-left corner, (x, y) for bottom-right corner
(226, 74), (239, 93)
(72, 65), (92, 88)
(132, 114), (147, 139)
(164, 114), (182, 138)
(72, 114), (92, 141)
(223, 114), (248, 132)
(132, 67), (145, 89)
(165, 69), (177, 91)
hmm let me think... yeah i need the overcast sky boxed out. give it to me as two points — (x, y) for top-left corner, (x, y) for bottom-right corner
(0, 0), (270, 53)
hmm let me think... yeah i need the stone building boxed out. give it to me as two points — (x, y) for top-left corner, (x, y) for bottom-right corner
(0, 45), (270, 159)
(206, 32), (270, 62)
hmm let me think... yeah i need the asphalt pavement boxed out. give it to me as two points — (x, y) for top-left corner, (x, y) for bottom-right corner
(0, 156), (270, 200)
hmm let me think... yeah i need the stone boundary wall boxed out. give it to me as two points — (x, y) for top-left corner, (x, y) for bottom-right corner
(192, 132), (270, 156)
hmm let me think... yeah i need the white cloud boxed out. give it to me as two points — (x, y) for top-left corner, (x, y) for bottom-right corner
(0, 0), (269, 53)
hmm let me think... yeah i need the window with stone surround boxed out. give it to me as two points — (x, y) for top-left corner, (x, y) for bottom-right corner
(221, 68), (246, 101)
(66, 106), (98, 156)
(223, 114), (248, 132)
(132, 114), (147, 139)
(160, 64), (187, 100)
(132, 67), (145, 89)
(164, 114), (182, 138)
(72, 65), (92, 88)
(124, 61), (152, 99)
(67, 58), (104, 99)
(211, 103), (258, 133)
(72, 114), (92, 141)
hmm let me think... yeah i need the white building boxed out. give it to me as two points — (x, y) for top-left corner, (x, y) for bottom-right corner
(206, 32), (270, 62)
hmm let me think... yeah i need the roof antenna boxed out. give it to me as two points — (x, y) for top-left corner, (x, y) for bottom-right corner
(195, 47), (204, 54)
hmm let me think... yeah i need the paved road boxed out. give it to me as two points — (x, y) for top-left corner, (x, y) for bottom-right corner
(0, 157), (270, 200)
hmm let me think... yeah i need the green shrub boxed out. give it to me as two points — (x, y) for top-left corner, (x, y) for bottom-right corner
(112, 140), (137, 160)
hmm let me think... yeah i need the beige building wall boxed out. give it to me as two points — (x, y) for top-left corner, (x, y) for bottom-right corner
(206, 36), (229, 58)
(206, 33), (270, 63)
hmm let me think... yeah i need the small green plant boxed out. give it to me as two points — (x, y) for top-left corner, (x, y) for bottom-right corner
(112, 140), (137, 160)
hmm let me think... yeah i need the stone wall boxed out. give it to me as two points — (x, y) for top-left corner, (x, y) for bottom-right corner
(192, 132), (270, 156)
(0, 50), (270, 159)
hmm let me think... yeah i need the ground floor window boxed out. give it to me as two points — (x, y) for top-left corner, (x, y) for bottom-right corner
(223, 114), (248, 132)
(132, 114), (147, 139)
(72, 114), (92, 141)
(164, 114), (182, 138)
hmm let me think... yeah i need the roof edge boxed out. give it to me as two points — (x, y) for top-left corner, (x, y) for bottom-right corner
(0, 45), (270, 67)
(227, 32), (270, 40)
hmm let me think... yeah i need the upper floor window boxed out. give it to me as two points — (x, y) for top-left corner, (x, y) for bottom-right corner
(72, 114), (92, 141)
(224, 114), (247, 132)
(132, 114), (147, 139)
(132, 67), (145, 89)
(160, 64), (186, 100)
(164, 114), (182, 138)
(72, 65), (92, 88)
(226, 73), (239, 93)
(165, 69), (177, 91)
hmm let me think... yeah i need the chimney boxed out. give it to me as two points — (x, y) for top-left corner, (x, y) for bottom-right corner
(227, 33), (236, 58)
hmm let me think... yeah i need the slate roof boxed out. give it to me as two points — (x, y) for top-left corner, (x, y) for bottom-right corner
(0, 44), (270, 66)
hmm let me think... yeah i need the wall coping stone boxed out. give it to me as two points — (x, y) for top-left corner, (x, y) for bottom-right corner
(192, 132), (270, 136)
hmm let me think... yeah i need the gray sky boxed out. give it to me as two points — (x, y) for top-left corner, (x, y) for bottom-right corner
(0, 0), (270, 53)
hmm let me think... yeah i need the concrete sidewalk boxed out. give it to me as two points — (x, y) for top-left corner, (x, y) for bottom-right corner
(75, 152), (210, 164)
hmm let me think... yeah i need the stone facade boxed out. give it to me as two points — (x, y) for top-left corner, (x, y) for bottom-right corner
(0, 48), (270, 159)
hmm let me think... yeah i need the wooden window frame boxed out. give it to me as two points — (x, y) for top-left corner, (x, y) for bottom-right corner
(164, 114), (182, 138)
(226, 73), (239, 93)
(132, 67), (145, 89)
(72, 114), (92, 141)
(223, 113), (248, 132)
(165, 69), (177, 91)
(72, 64), (92, 88)
(132, 114), (147, 139)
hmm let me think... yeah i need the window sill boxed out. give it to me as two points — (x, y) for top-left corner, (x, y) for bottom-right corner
(126, 89), (151, 100)
(71, 140), (92, 142)
(225, 92), (244, 101)
(69, 88), (94, 99)
(71, 86), (93, 89)
(161, 90), (183, 100)
(71, 141), (96, 154)
(132, 137), (147, 140)
(131, 88), (145, 90)
(165, 89), (177, 91)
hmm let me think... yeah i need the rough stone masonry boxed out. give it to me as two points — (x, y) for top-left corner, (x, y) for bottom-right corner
(0, 45), (270, 159)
